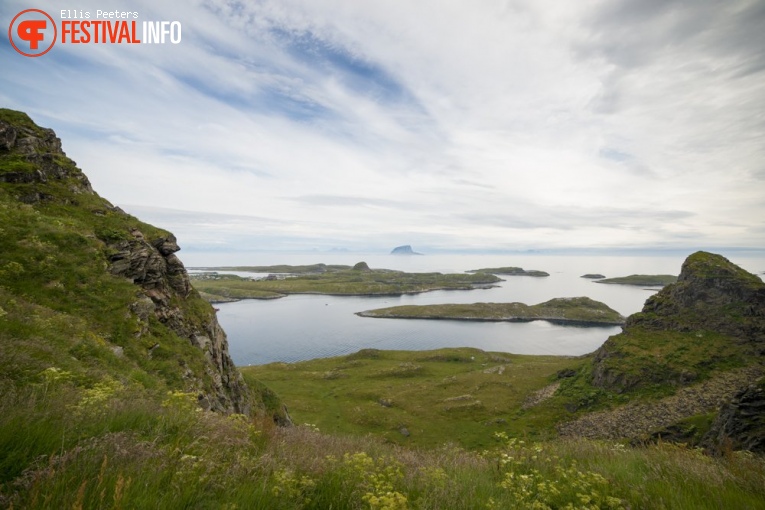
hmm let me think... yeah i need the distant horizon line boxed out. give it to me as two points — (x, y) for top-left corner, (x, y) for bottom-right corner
(181, 246), (765, 256)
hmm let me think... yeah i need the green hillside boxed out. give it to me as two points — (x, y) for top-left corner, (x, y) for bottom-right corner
(1, 110), (763, 509)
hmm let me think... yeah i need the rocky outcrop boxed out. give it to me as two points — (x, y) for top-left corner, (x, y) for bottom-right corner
(559, 366), (763, 440)
(625, 252), (765, 343)
(108, 231), (249, 414)
(562, 252), (765, 451)
(353, 261), (371, 271)
(591, 252), (765, 392)
(704, 377), (765, 454)
(0, 110), (250, 415)
(0, 118), (93, 196)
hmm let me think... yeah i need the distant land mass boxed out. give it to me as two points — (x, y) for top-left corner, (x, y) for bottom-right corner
(595, 274), (678, 286)
(190, 266), (500, 301)
(391, 245), (423, 255)
(581, 274), (606, 279)
(467, 266), (549, 277)
(357, 297), (625, 326)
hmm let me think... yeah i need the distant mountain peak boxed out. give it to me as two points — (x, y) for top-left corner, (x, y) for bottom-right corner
(391, 245), (422, 255)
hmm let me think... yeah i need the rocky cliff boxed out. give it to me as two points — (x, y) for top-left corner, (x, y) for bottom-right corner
(591, 252), (765, 393)
(557, 252), (765, 451)
(0, 109), (250, 414)
(704, 378), (765, 453)
(625, 251), (765, 344)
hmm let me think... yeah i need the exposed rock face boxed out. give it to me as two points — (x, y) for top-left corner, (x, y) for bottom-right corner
(0, 111), (250, 415)
(559, 366), (763, 441)
(353, 261), (371, 271)
(626, 252), (765, 343)
(591, 252), (765, 393)
(572, 252), (765, 451)
(108, 232), (249, 414)
(704, 378), (765, 454)
(0, 119), (93, 195)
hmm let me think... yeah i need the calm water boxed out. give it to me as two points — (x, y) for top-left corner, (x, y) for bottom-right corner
(197, 253), (765, 365)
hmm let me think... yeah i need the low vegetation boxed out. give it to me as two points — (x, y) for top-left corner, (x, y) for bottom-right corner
(191, 273), (287, 300)
(4, 348), (763, 509)
(190, 269), (501, 302)
(244, 348), (583, 449)
(595, 274), (678, 286)
(193, 263), (353, 274)
(357, 297), (625, 325)
(466, 267), (549, 277)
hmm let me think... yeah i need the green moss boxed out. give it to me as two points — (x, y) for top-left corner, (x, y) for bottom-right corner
(683, 251), (763, 287)
(244, 348), (586, 448)
(0, 109), (44, 133)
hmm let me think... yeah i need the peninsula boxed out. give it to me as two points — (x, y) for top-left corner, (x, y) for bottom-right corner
(190, 265), (501, 301)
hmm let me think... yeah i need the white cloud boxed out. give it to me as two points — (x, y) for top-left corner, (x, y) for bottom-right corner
(1, 0), (763, 253)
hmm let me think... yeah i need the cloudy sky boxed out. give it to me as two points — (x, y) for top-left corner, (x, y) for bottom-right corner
(2, 0), (764, 255)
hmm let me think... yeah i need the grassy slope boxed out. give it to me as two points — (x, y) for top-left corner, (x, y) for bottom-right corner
(358, 297), (625, 325)
(244, 348), (584, 450)
(241, 347), (765, 508)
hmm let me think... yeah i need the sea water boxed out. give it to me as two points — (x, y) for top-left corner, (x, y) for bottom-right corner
(186, 252), (765, 365)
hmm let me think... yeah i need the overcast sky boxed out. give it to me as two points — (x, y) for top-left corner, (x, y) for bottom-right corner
(2, 0), (764, 254)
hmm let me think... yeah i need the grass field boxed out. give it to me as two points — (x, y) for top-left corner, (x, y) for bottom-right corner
(244, 347), (594, 449)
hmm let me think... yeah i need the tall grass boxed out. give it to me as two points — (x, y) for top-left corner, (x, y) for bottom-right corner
(2, 378), (763, 509)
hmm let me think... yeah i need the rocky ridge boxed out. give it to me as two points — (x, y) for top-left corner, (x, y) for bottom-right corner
(562, 251), (765, 451)
(0, 110), (250, 414)
(591, 252), (765, 393)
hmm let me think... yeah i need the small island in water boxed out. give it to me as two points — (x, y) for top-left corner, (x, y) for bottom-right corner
(595, 274), (678, 286)
(467, 266), (550, 277)
(391, 245), (423, 255)
(357, 296), (625, 326)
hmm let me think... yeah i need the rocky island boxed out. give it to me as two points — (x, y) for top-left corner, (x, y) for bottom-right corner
(391, 244), (423, 255)
(466, 266), (550, 277)
(594, 274), (677, 286)
(357, 297), (625, 326)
